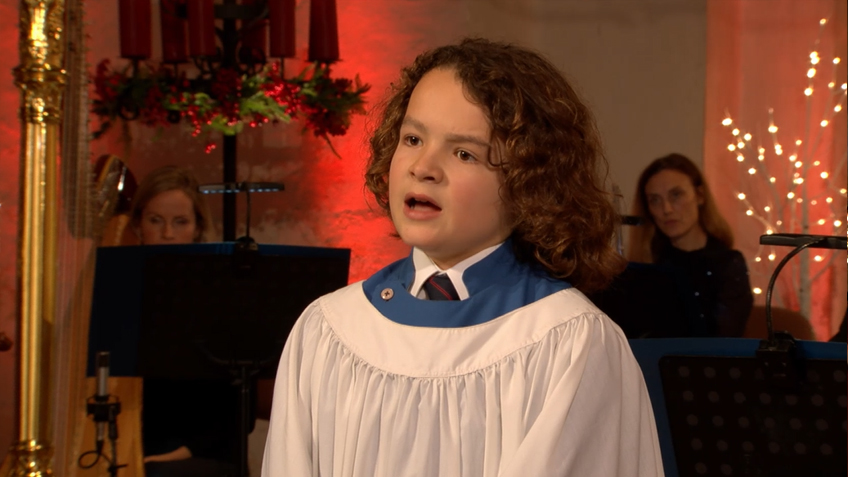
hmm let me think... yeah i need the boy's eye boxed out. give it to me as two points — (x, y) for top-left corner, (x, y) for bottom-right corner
(456, 150), (476, 162)
(403, 135), (421, 146)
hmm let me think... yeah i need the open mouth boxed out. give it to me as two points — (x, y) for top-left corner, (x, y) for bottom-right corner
(405, 195), (441, 211)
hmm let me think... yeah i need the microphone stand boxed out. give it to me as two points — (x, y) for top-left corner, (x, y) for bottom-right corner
(755, 233), (847, 386)
(80, 351), (126, 476)
(81, 392), (125, 476)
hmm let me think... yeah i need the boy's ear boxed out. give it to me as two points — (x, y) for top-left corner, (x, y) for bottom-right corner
(696, 185), (705, 206)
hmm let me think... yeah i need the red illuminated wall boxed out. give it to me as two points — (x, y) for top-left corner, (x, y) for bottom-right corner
(0, 0), (21, 455)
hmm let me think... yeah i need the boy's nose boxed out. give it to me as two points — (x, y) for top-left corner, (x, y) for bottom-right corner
(409, 150), (443, 182)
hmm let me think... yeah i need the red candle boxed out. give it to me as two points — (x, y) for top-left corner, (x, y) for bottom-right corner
(187, 0), (216, 57)
(119, 0), (152, 59)
(308, 0), (339, 62)
(160, 0), (187, 63)
(269, 0), (295, 58)
(241, 0), (267, 63)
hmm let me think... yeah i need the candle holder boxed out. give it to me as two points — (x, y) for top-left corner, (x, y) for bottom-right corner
(101, 0), (364, 241)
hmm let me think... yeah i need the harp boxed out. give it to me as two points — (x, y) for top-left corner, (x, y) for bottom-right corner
(2, 1), (143, 475)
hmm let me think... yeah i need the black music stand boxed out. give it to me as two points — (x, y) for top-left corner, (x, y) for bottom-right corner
(630, 233), (848, 477)
(87, 243), (350, 477)
(631, 338), (846, 477)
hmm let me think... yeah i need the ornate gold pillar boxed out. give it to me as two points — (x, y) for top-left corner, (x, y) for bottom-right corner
(1, 1), (66, 476)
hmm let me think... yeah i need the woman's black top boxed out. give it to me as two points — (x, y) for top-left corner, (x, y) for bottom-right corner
(656, 235), (754, 337)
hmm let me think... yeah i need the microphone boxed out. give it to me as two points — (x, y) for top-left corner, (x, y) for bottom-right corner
(95, 351), (110, 452)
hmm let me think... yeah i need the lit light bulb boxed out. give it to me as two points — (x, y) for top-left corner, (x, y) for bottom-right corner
(732, 128), (740, 136)
(794, 161), (802, 168)
(766, 229), (773, 234)
(835, 57), (841, 64)
(755, 257), (762, 262)
(821, 172), (829, 179)
(748, 168), (757, 175)
(722, 118), (733, 126)
(759, 147), (766, 153)
(737, 193), (746, 200)
(819, 18), (827, 25)
(821, 120), (829, 127)
(737, 154), (745, 162)
(768, 253), (776, 261)
(811, 200), (817, 205)
(804, 87), (813, 96)
(814, 255), (823, 262)
(728, 144), (736, 152)
(744, 133), (752, 140)
(829, 81), (836, 89)
(818, 218), (827, 225)
(826, 197), (834, 203)
(746, 209), (754, 216)
(758, 155), (765, 161)
(842, 83), (847, 90)
(764, 206), (771, 212)
(789, 154), (797, 161)
(807, 68), (816, 78)
(776, 220), (782, 226)
(811, 57), (820, 65)
(840, 189), (847, 194)
(836, 105), (843, 112)
(813, 161), (821, 166)
(768, 125), (778, 133)
(796, 198), (803, 203)
(753, 287), (762, 294)
(770, 177), (777, 183)
(836, 220), (844, 227)
(737, 141), (745, 149)
(787, 192), (795, 199)
(794, 178), (804, 184)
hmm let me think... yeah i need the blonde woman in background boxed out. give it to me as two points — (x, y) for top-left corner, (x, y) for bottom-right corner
(130, 165), (213, 245)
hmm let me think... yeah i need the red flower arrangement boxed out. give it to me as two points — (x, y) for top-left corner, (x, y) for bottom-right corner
(92, 59), (370, 153)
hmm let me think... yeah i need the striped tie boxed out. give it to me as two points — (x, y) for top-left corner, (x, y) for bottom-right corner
(424, 273), (459, 301)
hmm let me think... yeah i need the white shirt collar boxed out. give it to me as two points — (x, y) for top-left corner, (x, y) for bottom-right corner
(409, 242), (504, 300)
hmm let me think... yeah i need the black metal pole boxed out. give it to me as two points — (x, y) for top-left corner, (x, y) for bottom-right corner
(223, 135), (237, 241)
(239, 365), (250, 477)
(221, 0), (239, 241)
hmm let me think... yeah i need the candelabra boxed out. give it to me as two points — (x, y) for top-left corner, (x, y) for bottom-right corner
(117, 0), (339, 241)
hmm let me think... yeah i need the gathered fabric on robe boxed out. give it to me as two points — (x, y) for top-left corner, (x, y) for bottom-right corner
(261, 277), (664, 476)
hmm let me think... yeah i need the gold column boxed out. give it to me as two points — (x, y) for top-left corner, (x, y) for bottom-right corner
(1, 1), (66, 476)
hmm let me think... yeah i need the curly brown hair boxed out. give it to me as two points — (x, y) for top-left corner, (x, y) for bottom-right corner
(364, 38), (624, 293)
(626, 153), (733, 263)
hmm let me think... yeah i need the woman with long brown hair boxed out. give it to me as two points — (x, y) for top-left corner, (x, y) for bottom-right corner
(627, 153), (753, 337)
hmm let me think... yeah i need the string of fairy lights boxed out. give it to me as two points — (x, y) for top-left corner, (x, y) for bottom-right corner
(720, 18), (847, 304)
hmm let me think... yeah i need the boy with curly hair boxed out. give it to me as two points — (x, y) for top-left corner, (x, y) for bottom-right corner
(263, 38), (663, 476)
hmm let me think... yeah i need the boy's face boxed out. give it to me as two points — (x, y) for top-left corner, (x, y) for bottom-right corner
(388, 68), (512, 269)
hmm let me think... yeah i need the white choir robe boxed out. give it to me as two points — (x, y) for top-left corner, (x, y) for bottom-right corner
(262, 283), (664, 477)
